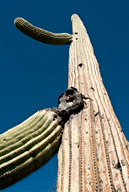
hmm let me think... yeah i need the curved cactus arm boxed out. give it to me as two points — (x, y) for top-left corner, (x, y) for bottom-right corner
(0, 109), (63, 189)
(14, 17), (72, 45)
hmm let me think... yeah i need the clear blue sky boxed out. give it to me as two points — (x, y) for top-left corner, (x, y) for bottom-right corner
(0, 0), (129, 191)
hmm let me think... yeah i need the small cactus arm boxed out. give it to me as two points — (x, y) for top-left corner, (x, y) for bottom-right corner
(14, 17), (72, 45)
(0, 109), (63, 189)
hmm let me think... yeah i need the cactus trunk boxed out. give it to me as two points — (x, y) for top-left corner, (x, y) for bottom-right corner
(56, 14), (129, 192)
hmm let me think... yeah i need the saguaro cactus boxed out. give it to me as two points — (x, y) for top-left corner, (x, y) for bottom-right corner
(57, 14), (129, 192)
(0, 14), (129, 191)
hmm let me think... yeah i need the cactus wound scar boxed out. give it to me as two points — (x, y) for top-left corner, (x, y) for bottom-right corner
(56, 87), (86, 122)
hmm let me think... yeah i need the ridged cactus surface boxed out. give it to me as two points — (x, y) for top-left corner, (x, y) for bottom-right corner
(56, 14), (129, 192)
(1, 14), (129, 192)
(0, 109), (63, 189)
(14, 17), (72, 45)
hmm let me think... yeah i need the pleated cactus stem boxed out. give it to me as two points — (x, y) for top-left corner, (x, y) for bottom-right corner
(0, 109), (63, 189)
(56, 14), (129, 192)
(1, 14), (129, 191)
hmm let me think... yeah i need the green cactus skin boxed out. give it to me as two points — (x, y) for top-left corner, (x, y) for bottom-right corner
(14, 17), (72, 45)
(0, 109), (63, 189)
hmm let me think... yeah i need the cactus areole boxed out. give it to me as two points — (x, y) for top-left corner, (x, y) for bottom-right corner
(0, 14), (129, 191)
